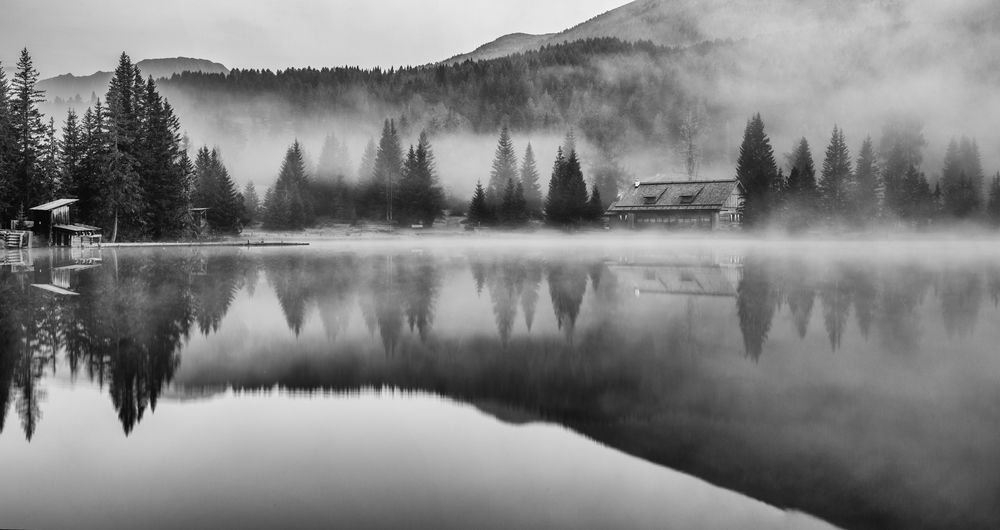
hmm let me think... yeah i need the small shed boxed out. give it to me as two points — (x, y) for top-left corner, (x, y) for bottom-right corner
(605, 179), (745, 231)
(29, 199), (102, 247)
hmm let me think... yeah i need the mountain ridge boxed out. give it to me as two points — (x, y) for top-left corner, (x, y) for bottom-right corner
(38, 57), (229, 102)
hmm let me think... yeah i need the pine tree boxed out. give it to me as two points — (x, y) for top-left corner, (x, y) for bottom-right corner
(943, 136), (984, 218)
(488, 124), (518, 211)
(545, 147), (567, 223)
(562, 128), (577, 157)
(520, 143), (542, 217)
(586, 184), (604, 222)
(734, 114), (779, 227)
(466, 181), (491, 226)
(138, 77), (191, 238)
(242, 181), (260, 225)
(785, 138), (819, 218)
(10, 48), (48, 213)
(819, 125), (853, 223)
(359, 138), (376, 181)
(193, 147), (242, 233)
(854, 135), (880, 224)
(59, 109), (85, 197)
(317, 131), (350, 180)
(262, 141), (314, 230)
(102, 53), (143, 241)
(879, 117), (926, 219)
(371, 119), (402, 222)
(0, 59), (12, 220)
(39, 118), (59, 200)
(986, 173), (1000, 227)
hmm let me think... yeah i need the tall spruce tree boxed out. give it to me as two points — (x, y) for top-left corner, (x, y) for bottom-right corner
(734, 114), (779, 227)
(545, 147), (588, 225)
(785, 138), (818, 217)
(317, 131), (350, 180)
(987, 173), (1000, 227)
(854, 135), (880, 224)
(586, 184), (604, 222)
(138, 78), (191, 238)
(242, 181), (260, 225)
(39, 118), (59, 200)
(359, 138), (376, 182)
(467, 181), (491, 226)
(520, 143), (542, 217)
(102, 53), (144, 241)
(879, 117), (926, 219)
(942, 136), (984, 218)
(263, 140), (314, 230)
(193, 147), (242, 233)
(819, 125), (853, 222)
(488, 124), (518, 211)
(59, 109), (85, 197)
(370, 119), (402, 222)
(0, 60), (12, 221)
(10, 48), (48, 213)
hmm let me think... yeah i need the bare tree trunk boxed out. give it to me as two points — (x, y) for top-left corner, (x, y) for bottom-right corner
(111, 210), (118, 243)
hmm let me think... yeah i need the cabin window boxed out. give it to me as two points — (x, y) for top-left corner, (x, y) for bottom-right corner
(679, 194), (695, 205)
(642, 195), (657, 205)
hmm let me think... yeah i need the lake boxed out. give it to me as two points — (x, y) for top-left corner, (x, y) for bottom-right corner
(1, 238), (999, 529)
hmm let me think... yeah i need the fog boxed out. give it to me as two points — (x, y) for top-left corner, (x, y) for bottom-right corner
(29, 0), (1000, 198)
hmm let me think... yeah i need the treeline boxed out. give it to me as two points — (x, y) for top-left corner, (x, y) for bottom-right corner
(465, 127), (602, 228)
(0, 49), (242, 240)
(736, 113), (1000, 230)
(254, 119), (448, 230)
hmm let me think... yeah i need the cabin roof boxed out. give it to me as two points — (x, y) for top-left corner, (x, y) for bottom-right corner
(607, 179), (742, 212)
(30, 198), (78, 211)
(53, 224), (100, 233)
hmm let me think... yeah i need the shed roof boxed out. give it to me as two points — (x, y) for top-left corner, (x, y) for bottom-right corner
(607, 179), (741, 212)
(53, 224), (100, 233)
(30, 198), (78, 211)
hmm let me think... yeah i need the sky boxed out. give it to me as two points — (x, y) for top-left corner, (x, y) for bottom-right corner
(0, 0), (629, 78)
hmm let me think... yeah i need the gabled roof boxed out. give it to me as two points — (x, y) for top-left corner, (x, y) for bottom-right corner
(30, 198), (78, 211)
(607, 179), (742, 212)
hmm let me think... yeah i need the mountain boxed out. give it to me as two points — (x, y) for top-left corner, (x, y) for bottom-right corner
(444, 0), (902, 63)
(38, 57), (228, 102)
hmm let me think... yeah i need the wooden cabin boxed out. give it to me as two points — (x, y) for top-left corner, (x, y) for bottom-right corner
(605, 179), (744, 231)
(29, 199), (102, 247)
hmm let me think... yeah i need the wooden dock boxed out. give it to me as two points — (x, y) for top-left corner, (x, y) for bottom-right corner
(101, 240), (309, 248)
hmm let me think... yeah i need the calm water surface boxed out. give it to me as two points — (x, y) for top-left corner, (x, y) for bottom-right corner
(2, 239), (999, 529)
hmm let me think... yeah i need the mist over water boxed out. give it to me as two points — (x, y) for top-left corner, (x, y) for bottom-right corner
(3, 238), (1000, 529)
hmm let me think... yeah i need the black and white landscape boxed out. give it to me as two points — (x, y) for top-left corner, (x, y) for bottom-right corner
(2, 1), (1000, 529)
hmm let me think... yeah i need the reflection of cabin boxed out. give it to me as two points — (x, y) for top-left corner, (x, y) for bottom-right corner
(30, 251), (102, 295)
(29, 199), (102, 247)
(609, 264), (740, 297)
(1, 249), (33, 273)
(605, 179), (744, 230)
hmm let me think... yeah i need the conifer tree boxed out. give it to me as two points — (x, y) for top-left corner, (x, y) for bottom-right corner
(371, 119), (402, 222)
(488, 124), (518, 211)
(138, 77), (191, 238)
(317, 131), (350, 180)
(359, 138), (377, 181)
(0, 60), (12, 220)
(785, 138), (818, 219)
(39, 118), (59, 200)
(193, 147), (242, 233)
(986, 173), (1000, 227)
(263, 140), (314, 230)
(854, 135), (880, 224)
(879, 117), (926, 218)
(467, 181), (491, 226)
(520, 143), (542, 217)
(10, 48), (47, 212)
(242, 181), (260, 225)
(59, 109), (85, 197)
(819, 125), (853, 222)
(586, 184), (604, 222)
(734, 114), (779, 227)
(545, 147), (567, 223)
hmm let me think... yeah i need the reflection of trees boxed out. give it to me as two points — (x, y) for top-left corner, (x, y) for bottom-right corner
(820, 269), (853, 352)
(192, 253), (241, 335)
(401, 256), (441, 342)
(521, 263), (543, 332)
(874, 265), (932, 355)
(737, 256), (778, 360)
(783, 260), (815, 340)
(939, 269), (983, 338)
(548, 262), (589, 339)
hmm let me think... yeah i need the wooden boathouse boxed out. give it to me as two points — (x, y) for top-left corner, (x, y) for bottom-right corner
(29, 199), (102, 247)
(605, 179), (744, 231)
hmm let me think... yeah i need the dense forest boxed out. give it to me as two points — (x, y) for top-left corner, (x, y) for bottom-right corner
(0, 49), (242, 240)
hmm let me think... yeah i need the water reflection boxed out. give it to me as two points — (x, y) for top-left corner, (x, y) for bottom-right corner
(3, 244), (1000, 528)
